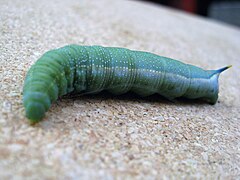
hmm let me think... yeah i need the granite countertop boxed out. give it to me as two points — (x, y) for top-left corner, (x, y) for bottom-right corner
(0, 0), (239, 179)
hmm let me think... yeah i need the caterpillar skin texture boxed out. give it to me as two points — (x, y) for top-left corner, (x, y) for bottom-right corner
(23, 45), (230, 123)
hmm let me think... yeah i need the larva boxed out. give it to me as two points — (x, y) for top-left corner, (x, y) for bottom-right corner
(23, 45), (230, 123)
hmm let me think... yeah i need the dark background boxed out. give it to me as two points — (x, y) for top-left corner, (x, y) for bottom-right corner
(141, 0), (240, 27)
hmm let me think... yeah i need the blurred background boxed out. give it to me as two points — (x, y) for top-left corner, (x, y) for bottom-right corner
(141, 0), (240, 27)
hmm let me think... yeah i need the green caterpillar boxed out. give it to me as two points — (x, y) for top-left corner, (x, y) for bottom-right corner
(23, 45), (230, 123)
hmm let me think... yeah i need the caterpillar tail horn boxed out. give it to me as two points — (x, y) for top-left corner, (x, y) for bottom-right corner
(215, 65), (232, 75)
(204, 65), (231, 104)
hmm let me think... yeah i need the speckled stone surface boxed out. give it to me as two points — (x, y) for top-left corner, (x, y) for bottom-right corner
(0, 0), (240, 179)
